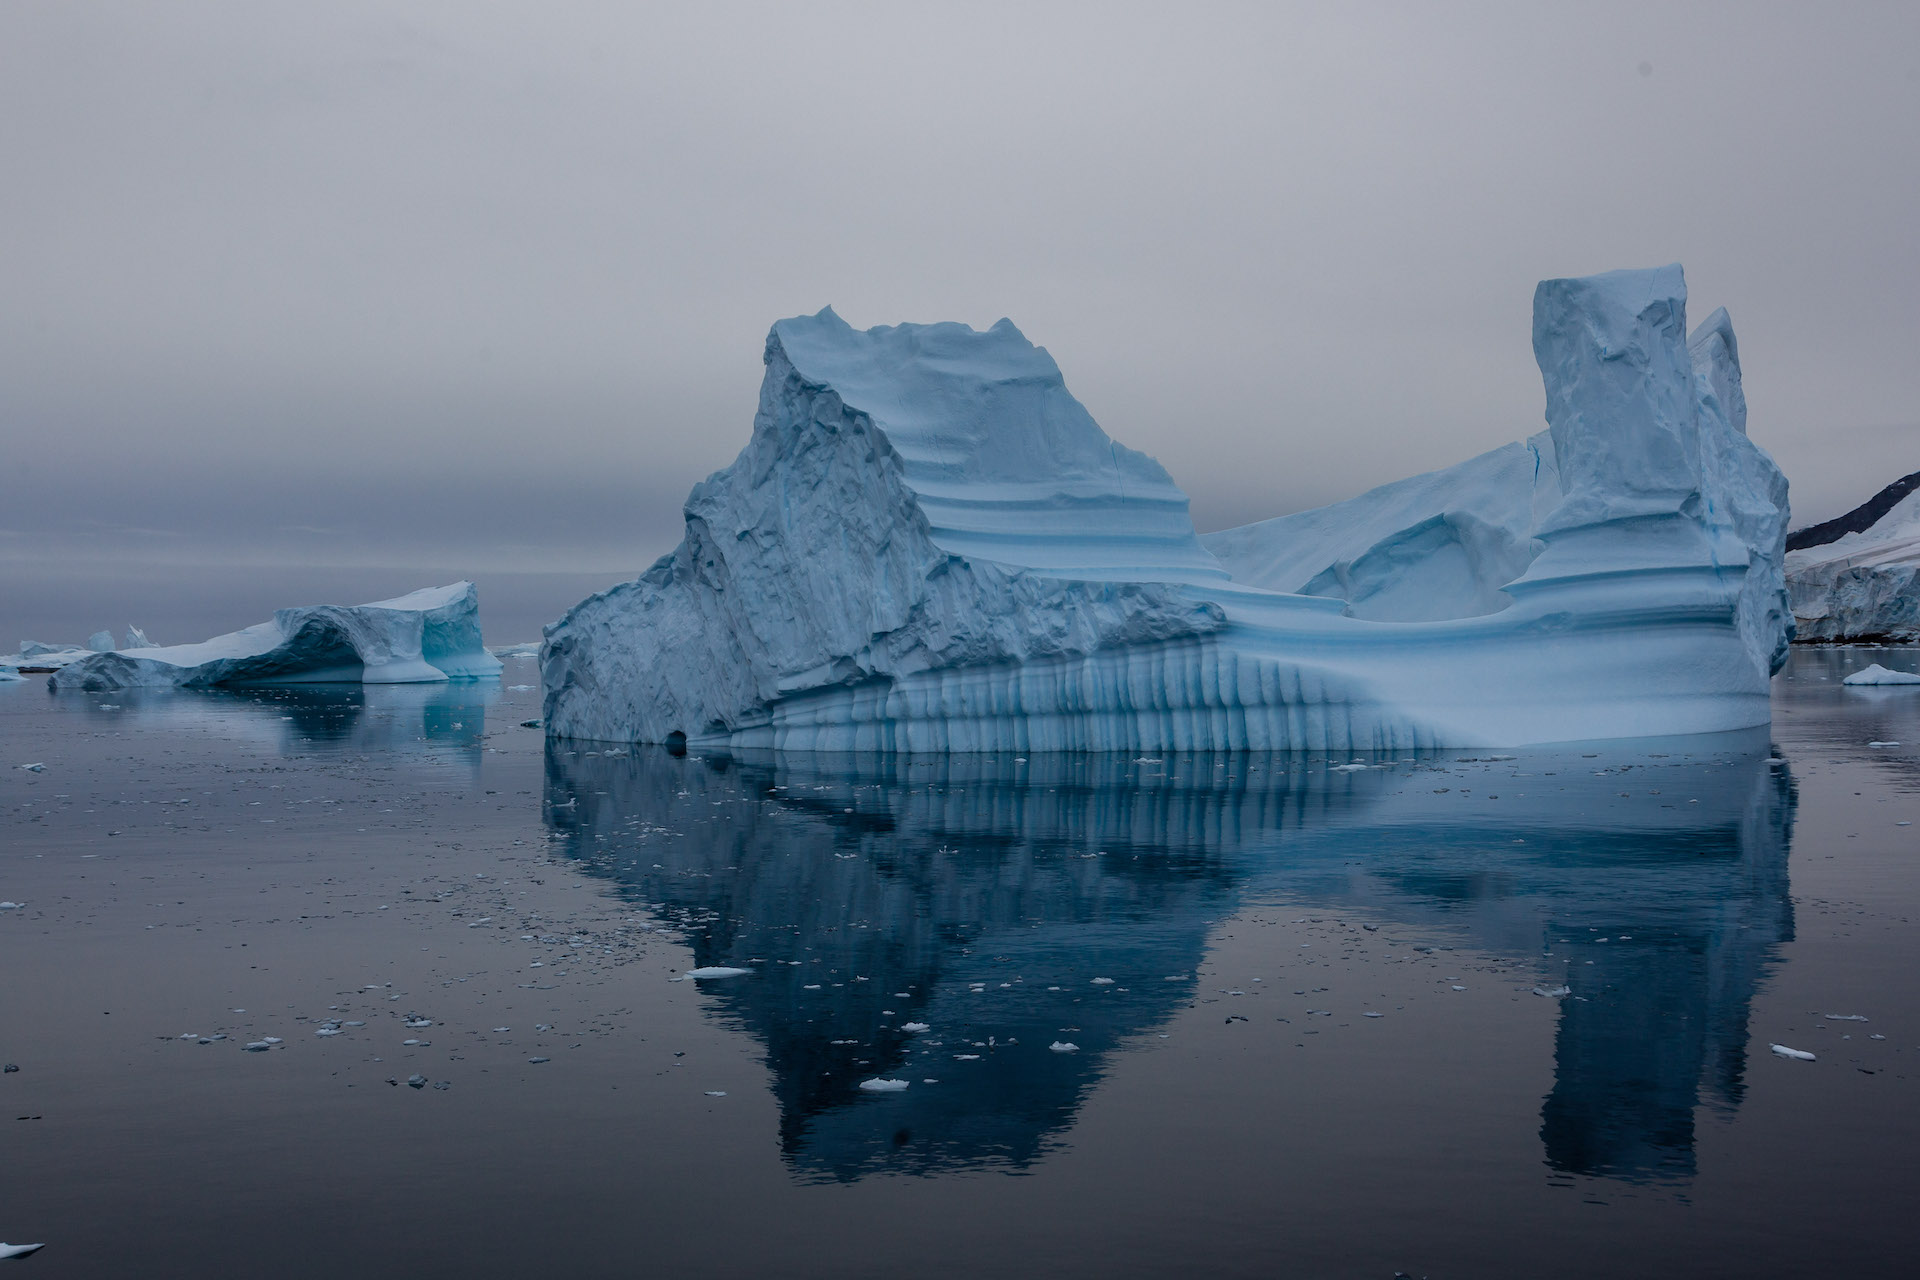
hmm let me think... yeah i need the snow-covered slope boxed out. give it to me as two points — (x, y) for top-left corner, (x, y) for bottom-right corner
(544, 266), (1790, 751)
(48, 583), (503, 690)
(1785, 476), (1920, 641)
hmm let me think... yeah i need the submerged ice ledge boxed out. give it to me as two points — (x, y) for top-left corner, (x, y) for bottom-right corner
(48, 582), (503, 691)
(543, 265), (1790, 752)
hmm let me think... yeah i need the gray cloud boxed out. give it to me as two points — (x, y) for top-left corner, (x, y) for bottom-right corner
(3, 0), (1917, 583)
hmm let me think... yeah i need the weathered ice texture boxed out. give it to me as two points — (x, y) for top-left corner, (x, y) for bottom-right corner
(546, 266), (1790, 751)
(1785, 475), (1920, 642)
(49, 583), (502, 690)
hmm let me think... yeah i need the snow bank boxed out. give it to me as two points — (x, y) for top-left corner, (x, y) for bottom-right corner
(544, 266), (1789, 751)
(47, 582), (503, 691)
(1786, 472), (1920, 642)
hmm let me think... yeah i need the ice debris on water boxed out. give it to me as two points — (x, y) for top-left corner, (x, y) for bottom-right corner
(243, 1041), (272, 1052)
(407, 1074), (427, 1088)
(0, 1244), (46, 1260)
(704, 1091), (727, 1097)
(901, 1022), (931, 1033)
(1090, 977), (1115, 985)
(1049, 1041), (1080, 1053)
(528, 1057), (550, 1064)
(1868, 741), (1901, 748)
(18, 764), (45, 773)
(1533, 985), (1572, 998)
(1824, 1014), (1869, 1022)
(1770, 1044), (1816, 1061)
(858, 1078), (909, 1092)
(674, 967), (751, 981)
(0, 903), (23, 910)
(1842, 663), (1920, 686)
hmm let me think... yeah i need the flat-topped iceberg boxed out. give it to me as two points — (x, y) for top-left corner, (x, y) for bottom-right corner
(48, 582), (503, 691)
(1784, 469), (1920, 642)
(543, 265), (1789, 751)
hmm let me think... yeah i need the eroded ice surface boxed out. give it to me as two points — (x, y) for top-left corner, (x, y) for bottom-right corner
(1786, 471), (1920, 642)
(544, 266), (1789, 751)
(47, 583), (503, 691)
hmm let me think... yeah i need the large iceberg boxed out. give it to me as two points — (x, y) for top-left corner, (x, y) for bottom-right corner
(48, 583), (503, 691)
(542, 265), (1790, 752)
(1783, 470), (1920, 642)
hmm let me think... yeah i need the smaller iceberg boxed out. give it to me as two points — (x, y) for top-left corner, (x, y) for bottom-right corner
(1842, 663), (1920, 686)
(48, 582), (503, 691)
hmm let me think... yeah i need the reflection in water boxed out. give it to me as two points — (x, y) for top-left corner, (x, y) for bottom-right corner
(543, 736), (1794, 1185)
(63, 682), (496, 763)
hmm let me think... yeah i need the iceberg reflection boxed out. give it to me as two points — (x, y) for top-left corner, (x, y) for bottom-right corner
(543, 734), (1793, 1185)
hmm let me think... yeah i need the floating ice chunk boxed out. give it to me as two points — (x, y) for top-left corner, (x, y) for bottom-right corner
(1869, 741), (1901, 748)
(1090, 977), (1115, 985)
(315, 1026), (342, 1037)
(1769, 1043), (1816, 1061)
(1843, 664), (1920, 686)
(528, 1057), (550, 1064)
(0, 1244), (46, 1260)
(1331, 764), (1368, 773)
(18, 764), (44, 773)
(243, 1041), (272, 1052)
(507, 684), (536, 691)
(0, 903), (22, 910)
(1363, 1011), (1384, 1018)
(704, 1090), (727, 1097)
(1049, 1041), (1080, 1053)
(900, 1022), (931, 1033)
(1824, 1014), (1869, 1022)
(49, 583), (503, 691)
(1533, 985), (1572, 998)
(674, 967), (751, 981)
(858, 1078), (909, 1092)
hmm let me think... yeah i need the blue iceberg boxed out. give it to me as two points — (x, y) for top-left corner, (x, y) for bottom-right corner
(543, 265), (1789, 751)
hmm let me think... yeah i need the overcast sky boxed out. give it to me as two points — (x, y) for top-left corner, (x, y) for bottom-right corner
(3, 1), (1917, 577)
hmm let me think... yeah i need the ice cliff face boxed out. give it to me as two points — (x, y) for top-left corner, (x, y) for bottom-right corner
(49, 583), (503, 690)
(1785, 473), (1920, 641)
(545, 266), (1790, 751)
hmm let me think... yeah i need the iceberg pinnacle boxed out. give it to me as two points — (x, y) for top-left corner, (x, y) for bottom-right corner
(545, 267), (1789, 752)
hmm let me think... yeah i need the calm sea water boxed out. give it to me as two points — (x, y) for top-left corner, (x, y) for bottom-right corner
(2, 648), (1917, 1277)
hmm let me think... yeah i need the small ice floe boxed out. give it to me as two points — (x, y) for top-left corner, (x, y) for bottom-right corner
(901, 1022), (931, 1033)
(1090, 977), (1114, 985)
(0, 1243), (46, 1260)
(953, 1053), (981, 1061)
(1770, 1044), (1816, 1061)
(1824, 1014), (1869, 1022)
(1451, 985), (1467, 991)
(404, 1018), (433, 1028)
(507, 684), (536, 691)
(315, 1026), (342, 1037)
(859, 1078), (909, 1092)
(18, 764), (45, 773)
(1533, 985), (1572, 998)
(1049, 1041), (1079, 1053)
(492, 1027), (510, 1033)
(1843, 664), (1920, 686)
(674, 967), (751, 981)
(1868, 741), (1901, 748)
(704, 1090), (727, 1097)
(0, 903), (23, 910)
(243, 1040), (272, 1052)
(1363, 1011), (1383, 1018)
(528, 1057), (550, 1064)
(407, 1074), (428, 1088)
(1331, 764), (1367, 773)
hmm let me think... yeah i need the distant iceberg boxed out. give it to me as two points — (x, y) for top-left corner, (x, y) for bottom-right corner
(47, 583), (503, 691)
(1785, 469), (1920, 642)
(543, 265), (1790, 751)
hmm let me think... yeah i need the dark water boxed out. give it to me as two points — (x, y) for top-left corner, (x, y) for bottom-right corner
(2, 649), (1918, 1277)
